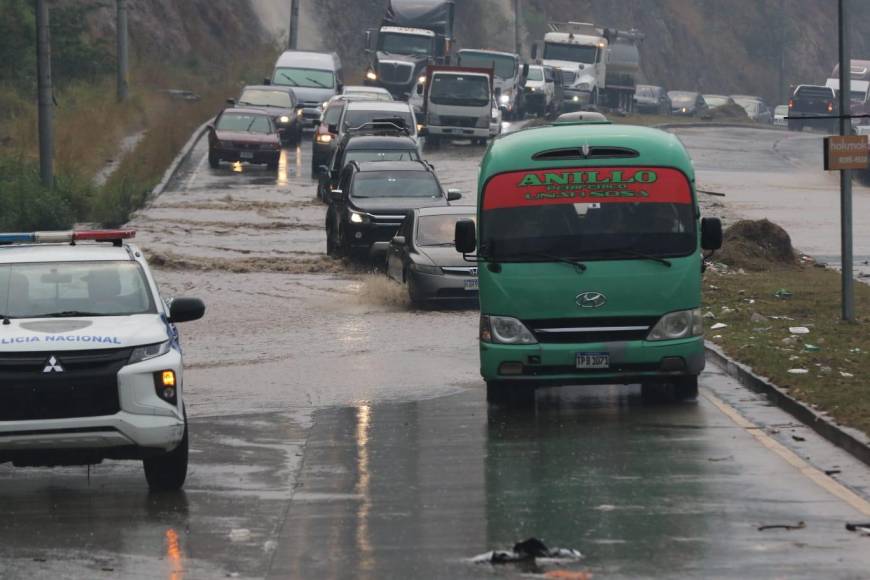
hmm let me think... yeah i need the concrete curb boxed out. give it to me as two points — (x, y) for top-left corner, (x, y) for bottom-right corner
(655, 122), (785, 132)
(706, 342), (870, 467)
(149, 119), (211, 202)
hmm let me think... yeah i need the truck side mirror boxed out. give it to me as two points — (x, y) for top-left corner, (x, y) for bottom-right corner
(416, 83), (424, 96)
(447, 188), (462, 202)
(168, 297), (206, 323)
(226, 98), (236, 106)
(364, 30), (373, 52)
(454, 219), (476, 254)
(522, 63), (530, 79)
(329, 189), (344, 203)
(701, 217), (723, 251)
(531, 44), (538, 61)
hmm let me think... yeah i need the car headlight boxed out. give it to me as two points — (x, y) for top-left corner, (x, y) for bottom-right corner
(349, 210), (369, 224)
(129, 341), (171, 364)
(410, 263), (441, 275)
(499, 94), (510, 105)
(316, 133), (333, 144)
(647, 309), (703, 341)
(279, 115), (290, 124)
(366, 70), (377, 81)
(418, 75), (427, 85)
(480, 315), (538, 345)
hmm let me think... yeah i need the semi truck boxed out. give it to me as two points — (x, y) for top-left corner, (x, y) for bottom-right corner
(416, 65), (495, 146)
(537, 21), (643, 112)
(364, 0), (456, 100)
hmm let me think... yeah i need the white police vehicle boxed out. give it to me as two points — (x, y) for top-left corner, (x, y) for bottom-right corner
(0, 230), (204, 490)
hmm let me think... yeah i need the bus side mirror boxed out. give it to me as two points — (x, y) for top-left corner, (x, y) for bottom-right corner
(455, 219), (476, 254)
(701, 217), (723, 251)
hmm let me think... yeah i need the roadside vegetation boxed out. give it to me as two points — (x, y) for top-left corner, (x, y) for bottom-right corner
(0, 0), (278, 229)
(702, 219), (870, 434)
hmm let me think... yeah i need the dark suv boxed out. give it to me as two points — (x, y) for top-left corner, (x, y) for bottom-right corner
(325, 161), (461, 258)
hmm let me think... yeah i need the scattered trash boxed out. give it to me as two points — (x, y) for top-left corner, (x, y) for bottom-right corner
(721, 306), (735, 315)
(846, 522), (870, 536)
(229, 528), (252, 542)
(819, 366), (832, 374)
(792, 434), (806, 442)
(770, 315), (795, 320)
(781, 337), (797, 346)
(710, 322), (728, 330)
(841, 372), (855, 378)
(825, 469), (842, 476)
(750, 312), (767, 323)
(849, 347), (863, 354)
(789, 327), (810, 335)
(774, 289), (793, 300)
(804, 344), (821, 352)
(788, 369), (809, 375)
(758, 521), (806, 532)
(789, 355), (800, 361)
(712, 334), (723, 340)
(473, 538), (584, 566)
(703, 311), (717, 319)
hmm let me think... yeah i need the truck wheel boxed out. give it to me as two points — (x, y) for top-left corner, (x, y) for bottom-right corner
(673, 376), (699, 401)
(407, 271), (426, 307)
(208, 150), (219, 169)
(143, 416), (188, 492)
(486, 380), (536, 406)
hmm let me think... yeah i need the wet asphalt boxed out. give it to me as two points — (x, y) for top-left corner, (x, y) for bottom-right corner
(2, 124), (869, 579)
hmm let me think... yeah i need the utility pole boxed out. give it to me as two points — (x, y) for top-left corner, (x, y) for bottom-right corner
(514, 0), (521, 55)
(117, 0), (129, 101)
(837, 0), (855, 321)
(288, 0), (300, 50)
(36, 0), (53, 188)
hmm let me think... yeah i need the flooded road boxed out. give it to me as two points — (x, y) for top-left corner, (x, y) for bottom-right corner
(2, 126), (869, 579)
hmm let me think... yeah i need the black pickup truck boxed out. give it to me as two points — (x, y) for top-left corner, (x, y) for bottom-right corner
(788, 85), (838, 132)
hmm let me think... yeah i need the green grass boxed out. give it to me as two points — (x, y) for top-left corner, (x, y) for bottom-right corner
(703, 266), (870, 434)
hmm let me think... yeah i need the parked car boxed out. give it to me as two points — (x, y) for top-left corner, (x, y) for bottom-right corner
(668, 91), (709, 117)
(386, 206), (478, 306)
(208, 108), (282, 170)
(634, 85), (671, 115)
(233, 85), (303, 146)
(269, 50), (343, 129)
(732, 95), (773, 124)
(703, 94), (736, 109)
(788, 84), (838, 132)
(773, 105), (788, 127)
(317, 133), (422, 201)
(325, 160), (461, 258)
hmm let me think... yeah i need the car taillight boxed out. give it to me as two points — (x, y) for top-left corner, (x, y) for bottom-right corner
(788, 99), (794, 109)
(827, 101), (834, 113)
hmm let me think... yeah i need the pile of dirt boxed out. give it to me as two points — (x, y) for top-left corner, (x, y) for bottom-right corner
(710, 103), (751, 121)
(717, 219), (798, 271)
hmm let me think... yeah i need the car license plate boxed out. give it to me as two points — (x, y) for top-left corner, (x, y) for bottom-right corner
(464, 278), (479, 291)
(240, 151), (254, 160)
(576, 352), (609, 369)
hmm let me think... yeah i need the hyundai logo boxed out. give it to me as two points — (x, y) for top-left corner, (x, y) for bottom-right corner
(576, 292), (607, 309)
(43, 356), (64, 373)
(469, 267), (478, 276)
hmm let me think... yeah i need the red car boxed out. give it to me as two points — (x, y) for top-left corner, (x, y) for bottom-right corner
(208, 108), (282, 170)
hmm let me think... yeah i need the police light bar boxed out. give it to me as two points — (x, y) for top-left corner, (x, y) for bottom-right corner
(0, 230), (136, 245)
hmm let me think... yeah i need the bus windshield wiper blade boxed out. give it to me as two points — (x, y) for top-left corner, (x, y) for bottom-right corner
(600, 247), (672, 267)
(279, 73), (298, 86)
(509, 252), (587, 271)
(42, 311), (106, 318)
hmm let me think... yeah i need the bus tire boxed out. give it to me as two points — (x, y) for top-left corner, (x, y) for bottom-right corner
(486, 380), (536, 406)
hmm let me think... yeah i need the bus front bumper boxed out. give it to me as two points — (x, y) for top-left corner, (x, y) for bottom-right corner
(480, 336), (705, 386)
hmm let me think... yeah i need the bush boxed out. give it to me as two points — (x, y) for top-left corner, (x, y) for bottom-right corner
(0, 155), (91, 231)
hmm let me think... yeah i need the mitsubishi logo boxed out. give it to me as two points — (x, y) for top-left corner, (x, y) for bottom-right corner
(576, 292), (607, 309)
(43, 356), (64, 373)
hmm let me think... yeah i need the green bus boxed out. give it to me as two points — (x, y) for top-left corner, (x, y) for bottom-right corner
(455, 120), (722, 405)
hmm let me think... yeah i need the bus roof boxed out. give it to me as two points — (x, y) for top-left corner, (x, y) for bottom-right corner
(481, 123), (694, 182)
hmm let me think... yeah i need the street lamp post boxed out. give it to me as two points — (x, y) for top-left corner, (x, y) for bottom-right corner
(837, 0), (855, 322)
(36, 0), (53, 188)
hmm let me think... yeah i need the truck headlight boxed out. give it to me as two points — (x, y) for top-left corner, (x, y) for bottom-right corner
(418, 75), (427, 85)
(279, 115), (290, 124)
(499, 94), (510, 105)
(349, 210), (369, 224)
(366, 70), (377, 81)
(647, 309), (703, 341)
(130, 341), (171, 364)
(480, 315), (538, 345)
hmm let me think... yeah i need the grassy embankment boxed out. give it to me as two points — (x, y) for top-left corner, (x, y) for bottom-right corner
(0, 49), (277, 229)
(703, 264), (869, 435)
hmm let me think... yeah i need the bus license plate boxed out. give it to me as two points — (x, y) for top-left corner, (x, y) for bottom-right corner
(240, 151), (254, 160)
(576, 352), (609, 369)
(464, 278), (479, 291)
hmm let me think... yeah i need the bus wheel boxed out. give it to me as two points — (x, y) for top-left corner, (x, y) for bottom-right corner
(673, 376), (699, 401)
(486, 380), (536, 406)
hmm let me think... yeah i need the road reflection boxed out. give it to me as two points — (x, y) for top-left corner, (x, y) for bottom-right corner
(166, 528), (184, 580)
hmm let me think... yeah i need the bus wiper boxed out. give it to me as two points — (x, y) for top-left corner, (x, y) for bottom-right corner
(42, 311), (106, 318)
(510, 252), (587, 272)
(601, 247), (672, 267)
(279, 73), (299, 86)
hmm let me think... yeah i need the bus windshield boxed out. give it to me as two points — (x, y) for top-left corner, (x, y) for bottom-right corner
(480, 166), (696, 260)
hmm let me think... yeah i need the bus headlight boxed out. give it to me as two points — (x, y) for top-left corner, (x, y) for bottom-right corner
(481, 315), (538, 345)
(647, 309), (703, 341)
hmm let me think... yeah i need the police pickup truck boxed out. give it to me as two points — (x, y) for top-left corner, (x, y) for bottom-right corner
(0, 230), (204, 490)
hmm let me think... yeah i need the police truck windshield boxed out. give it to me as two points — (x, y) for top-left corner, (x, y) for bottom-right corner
(543, 43), (598, 64)
(480, 167), (696, 260)
(0, 262), (156, 319)
(430, 75), (490, 107)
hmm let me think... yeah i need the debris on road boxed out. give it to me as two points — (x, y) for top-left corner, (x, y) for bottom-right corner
(711, 322), (728, 330)
(775, 289), (794, 300)
(758, 521), (806, 532)
(473, 538), (583, 565)
(788, 369), (809, 375)
(845, 522), (870, 536)
(789, 326), (810, 335)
